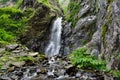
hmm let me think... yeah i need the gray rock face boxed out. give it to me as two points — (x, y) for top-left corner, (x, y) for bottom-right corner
(61, 0), (97, 54)
(62, 0), (120, 70)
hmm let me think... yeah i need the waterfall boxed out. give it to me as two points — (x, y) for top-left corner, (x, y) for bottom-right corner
(45, 17), (62, 57)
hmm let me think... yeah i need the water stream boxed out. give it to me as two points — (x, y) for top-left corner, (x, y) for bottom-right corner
(45, 17), (62, 57)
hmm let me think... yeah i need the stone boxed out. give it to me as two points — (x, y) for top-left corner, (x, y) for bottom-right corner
(75, 16), (96, 32)
(66, 66), (77, 76)
(6, 44), (19, 51)
(65, 64), (74, 69)
(8, 66), (15, 72)
(91, 49), (99, 57)
(0, 48), (5, 53)
(61, 0), (120, 71)
(11, 61), (25, 67)
(28, 52), (39, 57)
(40, 68), (47, 74)
(78, 5), (90, 18)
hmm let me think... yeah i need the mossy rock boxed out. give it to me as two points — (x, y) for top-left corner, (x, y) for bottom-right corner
(20, 0), (63, 53)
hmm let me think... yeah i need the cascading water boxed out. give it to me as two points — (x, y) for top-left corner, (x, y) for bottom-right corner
(45, 17), (62, 57)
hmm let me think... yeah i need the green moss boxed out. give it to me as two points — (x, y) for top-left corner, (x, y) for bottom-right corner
(0, 50), (46, 69)
(107, 3), (113, 23)
(0, 41), (9, 48)
(66, 1), (80, 27)
(38, 0), (52, 8)
(0, 7), (28, 45)
(101, 25), (108, 42)
(81, 40), (87, 45)
(24, 8), (35, 19)
(15, 0), (23, 8)
(107, 0), (114, 3)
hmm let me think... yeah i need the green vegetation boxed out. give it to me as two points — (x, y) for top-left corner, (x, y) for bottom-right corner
(15, 0), (23, 8)
(38, 0), (51, 8)
(0, 0), (9, 3)
(107, 0), (114, 3)
(110, 70), (120, 77)
(59, 0), (69, 14)
(66, 1), (80, 27)
(0, 50), (45, 69)
(0, 7), (28, 46)
(101, 25), (108, 42)
(68, 47), (106, 70)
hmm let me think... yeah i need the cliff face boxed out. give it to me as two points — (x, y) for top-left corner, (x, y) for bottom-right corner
(20, 0), (63, 53)
(62, 0), (120, 69)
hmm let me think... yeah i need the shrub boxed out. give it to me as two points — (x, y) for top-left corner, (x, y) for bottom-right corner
(0, 7), (28, 44)
(68, 47), (106, 70)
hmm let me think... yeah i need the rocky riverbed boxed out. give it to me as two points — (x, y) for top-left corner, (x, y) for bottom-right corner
(0, 44), (119, 80)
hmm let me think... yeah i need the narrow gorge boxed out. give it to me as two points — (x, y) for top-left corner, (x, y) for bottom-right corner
(0, 0), (120, 80)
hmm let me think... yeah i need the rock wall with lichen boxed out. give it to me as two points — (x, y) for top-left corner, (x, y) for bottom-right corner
(62, 0), (120, 70)
(19, 0), (63, 53)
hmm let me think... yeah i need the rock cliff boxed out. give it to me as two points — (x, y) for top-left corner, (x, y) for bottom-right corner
(20, 0), (63, 53)
(62, 0), (120, 70)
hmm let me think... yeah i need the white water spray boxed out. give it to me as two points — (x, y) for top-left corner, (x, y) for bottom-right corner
(45, 17), (62, 57)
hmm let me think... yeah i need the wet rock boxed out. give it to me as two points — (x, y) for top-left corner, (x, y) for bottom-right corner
(91, 49), (99, 57)
(12, 50), (21, 53)
(56, 75), (76, 80)
(0, 76), (11, 80)
(11, 61), (25, 67)
(75, 16), (96, 32)
(75, 72), (81, 78)
(78, 5), (90, 18)
(66, 66), (77, 76)
(65, 64), (74, 69)
(28, 52), (39, 57)
(8, 66), (15, 72)
(5, 44), (19, 51)
(0, 48), (5, 53)
(40, 68), (47, 74)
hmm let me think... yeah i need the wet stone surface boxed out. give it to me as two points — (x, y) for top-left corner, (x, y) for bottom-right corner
(0, 56), (111, 80)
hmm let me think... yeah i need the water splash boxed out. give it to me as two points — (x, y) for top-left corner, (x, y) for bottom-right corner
(45, 17), (62, 57)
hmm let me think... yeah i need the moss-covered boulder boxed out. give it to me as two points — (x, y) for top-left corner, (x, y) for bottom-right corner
(19, 0), (63, 53)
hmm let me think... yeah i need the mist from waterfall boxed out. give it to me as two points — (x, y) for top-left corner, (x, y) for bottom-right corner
(45, 17), (62, 57)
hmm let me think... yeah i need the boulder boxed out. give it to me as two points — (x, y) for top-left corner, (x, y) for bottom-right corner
(11, 61), (25, 67)
(5, 44), (19, 51)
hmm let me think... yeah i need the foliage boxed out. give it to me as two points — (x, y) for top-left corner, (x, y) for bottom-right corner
(68, 47), (106, 70)
(59, 0), (69, 14)
(110, 70), (120, 77)
(0, 29), (15, 42)
(15, 0), (23, 8)
(38, 0), (50, 7)
(0, 7), (28, 44)
(66, 1), (80, 27)
(0, 0), (9, 3)
(0, 50), (46, 69)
